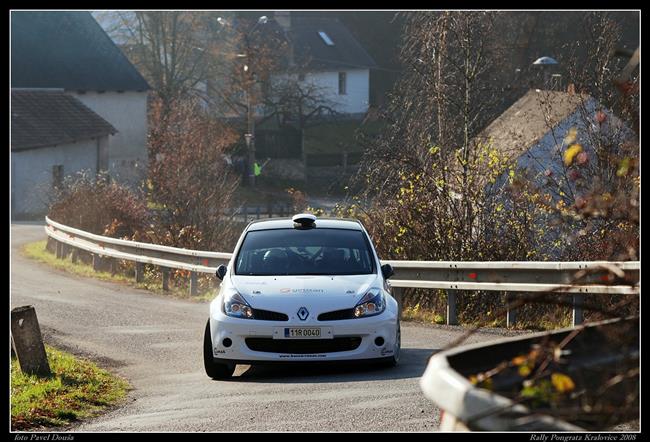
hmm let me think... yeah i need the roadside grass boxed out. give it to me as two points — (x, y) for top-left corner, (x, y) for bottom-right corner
(11, 345), (129, 430)
(402, 304), (446, 325)
(514, 315), (573, 331)
(21, 240), (219, 303)
(22, 241), (133, 285)
(401, 302), (569, 331)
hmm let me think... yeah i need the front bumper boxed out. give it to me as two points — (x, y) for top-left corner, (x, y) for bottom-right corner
(209, 311), (398, 363)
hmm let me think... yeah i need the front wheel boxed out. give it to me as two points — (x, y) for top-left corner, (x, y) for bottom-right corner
(203, 320), (235, 379)
(384, 321), (401, 367)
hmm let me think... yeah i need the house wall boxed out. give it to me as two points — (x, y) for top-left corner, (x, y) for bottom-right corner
(11, 138), (102, 218)
(300, 69), (370, 115)
(495, 101), (633, 259)
(516, 101), (631, 182)
(270, 69), (370, 116)
(71, 91), (148, 186)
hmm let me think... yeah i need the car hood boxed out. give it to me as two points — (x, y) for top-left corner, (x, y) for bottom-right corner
(228, 274), (379, 312)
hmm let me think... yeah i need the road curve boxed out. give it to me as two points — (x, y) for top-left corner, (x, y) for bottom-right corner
(11, 224), (527, 432)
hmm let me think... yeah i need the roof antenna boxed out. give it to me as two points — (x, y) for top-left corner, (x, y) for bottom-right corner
(292, 213), (317, 229)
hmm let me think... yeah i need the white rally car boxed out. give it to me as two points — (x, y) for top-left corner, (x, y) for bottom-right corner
(203, 214), (400, 379)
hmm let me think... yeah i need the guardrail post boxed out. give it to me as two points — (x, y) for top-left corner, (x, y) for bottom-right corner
(506, 293), (517, 328)
(92, 254), (103, 272)
(135, 262), (145, 283)
(10, 306), (51, 377)
(11, 334), (17, 358)
(161, 267), (170, 291)
(55, 241), (63, 259)
(572, 294), (584, 326)
(71, 248), (79, 264)
(446, 290), (458, 325)
(46, 237), (57, 254)
(190, 271), (198, 296)
(392, 287), (404, 317)
(110, 258), (117, 276)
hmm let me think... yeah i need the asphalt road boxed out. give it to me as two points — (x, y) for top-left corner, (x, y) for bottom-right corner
(11, 223), (528, 432)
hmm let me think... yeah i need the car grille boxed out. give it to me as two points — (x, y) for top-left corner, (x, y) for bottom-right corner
(318, 309), (355, 321)
(245, 337), (362, 354)
(251, 308), (289, 321)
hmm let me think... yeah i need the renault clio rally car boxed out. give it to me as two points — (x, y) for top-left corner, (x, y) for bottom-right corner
(203, 213), (400, 379)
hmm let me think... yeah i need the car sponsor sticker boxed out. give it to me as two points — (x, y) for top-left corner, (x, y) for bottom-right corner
(278, 288), (325, 294)
(278, 354), (327, 358)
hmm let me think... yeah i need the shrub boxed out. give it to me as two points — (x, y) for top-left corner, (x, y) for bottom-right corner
(48, 172), (149, 239)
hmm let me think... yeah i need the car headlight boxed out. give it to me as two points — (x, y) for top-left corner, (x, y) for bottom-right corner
(222, 291), (254, 319)
(353, 288), (385, 318)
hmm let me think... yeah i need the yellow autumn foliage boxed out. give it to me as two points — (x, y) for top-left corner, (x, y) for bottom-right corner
(551, 373), (576, 393)
(564, 144), (583, 167)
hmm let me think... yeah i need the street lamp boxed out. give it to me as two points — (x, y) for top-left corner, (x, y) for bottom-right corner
(532, 56), (559, 90)
(218, 15), (269, 187)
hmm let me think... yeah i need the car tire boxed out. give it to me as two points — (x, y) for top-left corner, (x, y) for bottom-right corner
(203, 320), (235, 379)
(382, 321), (401, 367)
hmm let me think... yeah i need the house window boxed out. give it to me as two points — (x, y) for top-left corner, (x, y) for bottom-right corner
(338, 72), (347, 95)
(52, 165), (64, 190)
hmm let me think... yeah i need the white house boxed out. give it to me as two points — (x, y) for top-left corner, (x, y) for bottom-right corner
(271, 13), (376, 117)
(11, 11), (150, 187)
(204, 12), (375, 121)
(11, 90), (117, 218)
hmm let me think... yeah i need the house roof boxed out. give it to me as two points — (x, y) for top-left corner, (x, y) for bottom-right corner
(475, 89), (590, 159)
(11, 89), (118, 151)
(288, 17), (377, 71)
(11, 11), (149, 91)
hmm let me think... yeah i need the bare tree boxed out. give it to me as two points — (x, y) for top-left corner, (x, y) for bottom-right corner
(96, 11), (227, 111)
(146, 96), (241, 251)
(357, 11), (524, 261)
(515, 12), (639, 262)
(205, 16), (344, 136)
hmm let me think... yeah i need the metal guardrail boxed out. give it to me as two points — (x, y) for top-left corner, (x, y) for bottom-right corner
(419, 318), (638, 431)
(44, 217), (639, 326)
(420, 337), (584, 431)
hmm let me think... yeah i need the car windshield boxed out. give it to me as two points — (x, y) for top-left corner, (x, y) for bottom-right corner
(235, 228), (375, 276)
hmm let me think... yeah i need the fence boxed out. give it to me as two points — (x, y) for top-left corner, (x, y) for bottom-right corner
(305, 152), (363, 168)
(228, 204), (296, 223)
(44, 216), (639, 327)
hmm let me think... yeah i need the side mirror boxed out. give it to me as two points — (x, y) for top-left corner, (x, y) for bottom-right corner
(215, 264), (227, 280)
(381, 263), (394, 280)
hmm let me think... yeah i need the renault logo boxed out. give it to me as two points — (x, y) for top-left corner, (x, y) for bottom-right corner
(297, 307), (309, 321)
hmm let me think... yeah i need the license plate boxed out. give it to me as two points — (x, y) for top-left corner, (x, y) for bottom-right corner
(273, 327), (331, 339)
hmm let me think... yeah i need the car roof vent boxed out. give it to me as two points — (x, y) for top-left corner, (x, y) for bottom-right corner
(292, 213), (317, 228)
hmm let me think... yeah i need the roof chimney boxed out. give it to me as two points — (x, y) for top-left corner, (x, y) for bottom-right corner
(274, 11), (291, 30)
